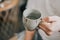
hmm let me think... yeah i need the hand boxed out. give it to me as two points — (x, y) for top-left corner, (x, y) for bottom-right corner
(39, 16), (60, 36)
(25, 30), (35, 40)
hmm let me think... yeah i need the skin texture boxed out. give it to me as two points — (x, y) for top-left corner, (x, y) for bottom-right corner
(38, 17), (56, 36)
(25, 30), (35, 40)
(39, 17), (52, 36)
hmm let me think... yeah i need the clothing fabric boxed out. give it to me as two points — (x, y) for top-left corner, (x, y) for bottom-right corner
(17, 31), (25, 40)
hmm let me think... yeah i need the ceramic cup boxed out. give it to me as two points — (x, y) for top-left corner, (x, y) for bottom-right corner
(23, 9), (41, 31)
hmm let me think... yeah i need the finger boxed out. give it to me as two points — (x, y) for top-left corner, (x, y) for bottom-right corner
(40, 25), (52, 36)
(39, 23), (52, 32)
(42, 17), (56, 23)
(39, 23), (52, 36)
(42, 17), (49, 22)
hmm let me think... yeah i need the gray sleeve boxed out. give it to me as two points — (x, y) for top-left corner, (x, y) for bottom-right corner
(17, 31), (25, 40)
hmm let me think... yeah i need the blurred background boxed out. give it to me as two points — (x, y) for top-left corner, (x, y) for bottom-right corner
(17, 0), (28, 32)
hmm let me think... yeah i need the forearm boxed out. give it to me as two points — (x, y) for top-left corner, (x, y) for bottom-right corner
(25, 30), (35, 40)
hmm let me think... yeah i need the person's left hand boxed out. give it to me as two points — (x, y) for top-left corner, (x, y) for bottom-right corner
(39, 16), (60, 36)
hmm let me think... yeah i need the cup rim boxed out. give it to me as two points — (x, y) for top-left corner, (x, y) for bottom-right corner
(23, 9), (41, 20)
(24, 17), (42, 21)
